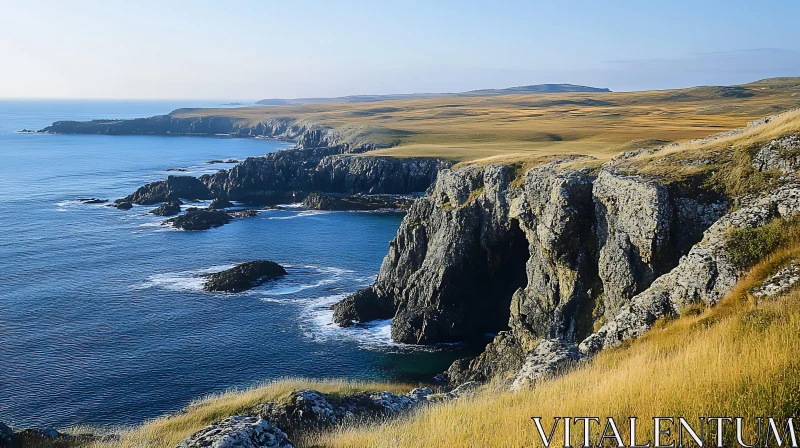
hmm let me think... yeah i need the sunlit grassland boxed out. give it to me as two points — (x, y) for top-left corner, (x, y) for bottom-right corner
(172, 78), (800, 164)
(305, 242), (800, 448)
(91, 379), (413, 448)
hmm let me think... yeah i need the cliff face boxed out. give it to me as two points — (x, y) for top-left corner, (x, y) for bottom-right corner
(201, 151), (449, 203)
(337, 130), (800, 387)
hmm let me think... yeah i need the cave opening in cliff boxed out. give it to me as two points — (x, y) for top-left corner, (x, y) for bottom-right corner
(483, 218), (530, 335)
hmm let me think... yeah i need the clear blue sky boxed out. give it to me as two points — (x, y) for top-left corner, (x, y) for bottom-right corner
(1, 0), (799, 99)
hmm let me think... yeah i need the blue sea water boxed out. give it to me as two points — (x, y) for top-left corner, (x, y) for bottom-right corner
(0, 100), (471, 429)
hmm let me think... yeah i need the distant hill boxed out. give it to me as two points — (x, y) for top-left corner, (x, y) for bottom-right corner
(255, 83), (611, 106)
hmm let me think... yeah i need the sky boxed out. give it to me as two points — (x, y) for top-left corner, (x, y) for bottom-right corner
(1, 0), (799, 99)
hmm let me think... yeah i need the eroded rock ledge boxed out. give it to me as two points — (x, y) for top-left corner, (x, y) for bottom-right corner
(335, 132), (800, 389)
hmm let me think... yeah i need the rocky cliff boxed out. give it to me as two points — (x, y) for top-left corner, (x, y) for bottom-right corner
(335, 117), (800, 387)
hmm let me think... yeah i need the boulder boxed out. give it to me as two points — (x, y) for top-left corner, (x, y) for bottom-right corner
(166, 208), (232, 231)
(150, 200), (182, 216)
(115, 201), (133, 211)
(332, 287), (394, 327)
(176, 416), (292, 448)
(204, 261), (287, 292)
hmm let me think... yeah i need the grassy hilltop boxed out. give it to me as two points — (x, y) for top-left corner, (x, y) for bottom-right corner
(172, 77), (800, 165)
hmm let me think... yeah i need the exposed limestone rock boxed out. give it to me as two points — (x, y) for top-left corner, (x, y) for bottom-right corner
(508, 161), (598, 341)
(368, 165), (530, 344)
(580, 184), (800, 355)
(510, 339), (586, 391)
(257, 388), (433, 438)
(176, 416), (292, 448)
(593, 168), (675, 318)
(752, 135), (800, 174)
(752, 262), (800, 298)
(445, 331), (529, 384)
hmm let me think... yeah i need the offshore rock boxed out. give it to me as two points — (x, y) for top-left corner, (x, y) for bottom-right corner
(208, 198), (234, 210)
(115, 201), (133, 210)
(332, 287), (393, 327)
(204, 261), (287, 292)
(176, 416), (292, 448)
(166, 208), (232, 230)
(120, 175), (212, 205)
(150, 200), (182, 216)
(302, 192), (414, 211)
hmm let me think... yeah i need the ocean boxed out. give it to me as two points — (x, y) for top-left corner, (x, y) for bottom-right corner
(0, 100), (471, 428)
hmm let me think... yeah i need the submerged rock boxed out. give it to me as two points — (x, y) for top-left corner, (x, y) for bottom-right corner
(302, 192), (414, 211)
(78, 197), (108, 204)
(150, 200), (182, 216)
(176, 416), (293, 448)
(166, 208), (232, 230)
(203, 261), (287, 292)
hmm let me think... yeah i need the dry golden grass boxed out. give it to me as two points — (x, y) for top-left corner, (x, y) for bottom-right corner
(90, 378), (412, 448)
(172, 78), (800, 164)
(306, 246), (800, 448)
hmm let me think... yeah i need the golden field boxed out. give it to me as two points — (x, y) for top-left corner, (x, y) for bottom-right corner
(173, 78), (800, 165)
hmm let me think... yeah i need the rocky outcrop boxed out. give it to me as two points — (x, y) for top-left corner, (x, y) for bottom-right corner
(78, 197), (107, 204)
(176, 416), (293, 448)
(115, 201), (133, 210)
(257, 388), (433, 438)
(368, 165), (531, 344)
(752, 135), (800, 174)
(752, 262), (800, 298)
(337, 131), (800, 387)
(120, 175), (212, 205)
(204, 261), (287, 292)
(150, 200), (182, 216)
(166, 208), (232, 230)
(332, 288), (394, 326)
(579, 183), (800, 355)
(302, 192), (415, 211)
